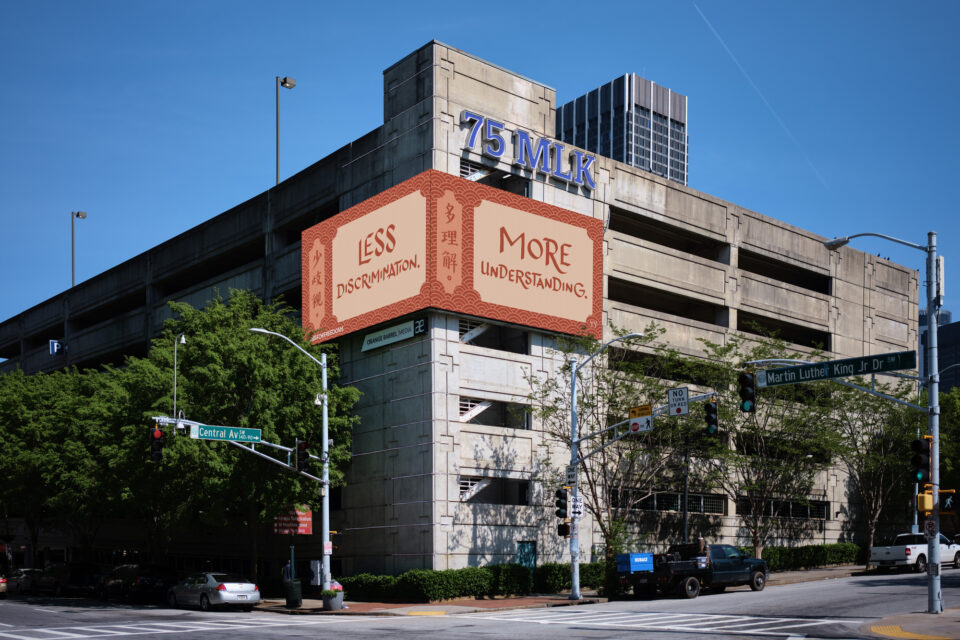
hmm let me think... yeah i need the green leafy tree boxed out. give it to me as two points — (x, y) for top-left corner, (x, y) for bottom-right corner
(698, 334), (840, 559)
(528, 326), (693, 589)
(132, 289), (360, 580)
(828, 379), (917, 567)
(0, 370), (59, 564)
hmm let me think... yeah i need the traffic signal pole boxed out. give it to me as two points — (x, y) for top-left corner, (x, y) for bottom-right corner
(924, 232), (942, 614)
(567, 332), (644, 600)
(822, 230), (942, 614)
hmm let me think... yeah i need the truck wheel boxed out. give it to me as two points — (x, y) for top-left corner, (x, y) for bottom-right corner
(749, 571), (766, 591)
(915, 555), (927, 574)
(954, 553), (960, 570)
(679, 576), (700, 599)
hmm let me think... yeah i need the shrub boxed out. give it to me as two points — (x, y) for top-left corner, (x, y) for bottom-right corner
(739, 542), (861, 572)
(534, 562), (569, 593)
(338, 573), (398, 601)
(580, 561), (604, 588)
(489, 563), (532, 595)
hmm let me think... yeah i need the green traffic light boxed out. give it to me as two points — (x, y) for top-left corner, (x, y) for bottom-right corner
(740, 400), (753, 412)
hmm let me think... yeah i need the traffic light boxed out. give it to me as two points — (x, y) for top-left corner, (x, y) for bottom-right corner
(557, 522), (570, 537)
(330, 530), (343, 550)
(738, 371), (756, 413)
(917, 490), (934, 513)
(554, 487), (570, 521)
(149, 427), (164, 463)
(910, 436), (932, 484)
(295, 439), (309, 471)
(704, 399), (718, 435)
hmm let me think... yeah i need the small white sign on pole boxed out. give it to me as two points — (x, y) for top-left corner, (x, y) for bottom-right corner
(668, 387), (689, 416)
(565, 465), (577, 485)
(571, 496), (584, 518)
(628, 404), (653, 433)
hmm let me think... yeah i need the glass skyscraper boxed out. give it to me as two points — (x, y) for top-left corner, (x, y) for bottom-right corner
(557, 74), (688, 185)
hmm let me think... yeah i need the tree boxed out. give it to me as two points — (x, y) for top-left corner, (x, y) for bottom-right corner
(0, 370), (59, 565)
(698, 334), (840, 559)
(528, 326), (694, 588)
(132, 289), (360, 580)
(828, 378), (916, 567)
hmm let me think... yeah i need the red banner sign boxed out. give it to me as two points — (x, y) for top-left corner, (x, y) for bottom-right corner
(273, 507), (312, 535)
(302, 170), (603, 342)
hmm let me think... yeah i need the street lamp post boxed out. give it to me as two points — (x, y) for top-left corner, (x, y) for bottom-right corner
(824, 231), (942, 614)
(568, 331), (644, 600)
(173, 333), (186, 420)
(249, 327), (330, 591)
(71, 211), (87, 287)
(276, 76), (296, 185)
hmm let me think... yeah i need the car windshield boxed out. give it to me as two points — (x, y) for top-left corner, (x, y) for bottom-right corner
(211, 574), (250, 584)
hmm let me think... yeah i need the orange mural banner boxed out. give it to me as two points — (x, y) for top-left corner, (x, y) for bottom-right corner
(301, 170), (602, 342)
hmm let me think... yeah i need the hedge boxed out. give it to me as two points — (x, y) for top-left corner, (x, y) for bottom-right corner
(737, 542), (862, 572)
(340, 561), (602, 602)
(338, 546), (862, 601)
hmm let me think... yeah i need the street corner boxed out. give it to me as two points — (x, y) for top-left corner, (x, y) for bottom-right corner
(862, 607), (960, 640)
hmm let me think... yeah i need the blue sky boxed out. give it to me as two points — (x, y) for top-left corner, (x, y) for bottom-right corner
(1, 1), (957, 325)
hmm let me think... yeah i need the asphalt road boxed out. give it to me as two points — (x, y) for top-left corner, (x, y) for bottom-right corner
(0, 569), (956, 640)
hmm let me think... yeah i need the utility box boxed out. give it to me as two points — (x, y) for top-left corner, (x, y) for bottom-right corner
(616, 553), (654, 574)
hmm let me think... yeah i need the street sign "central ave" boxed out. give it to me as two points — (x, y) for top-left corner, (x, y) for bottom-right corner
(759, 351), (916, 388)
(190, 424), (262, 443)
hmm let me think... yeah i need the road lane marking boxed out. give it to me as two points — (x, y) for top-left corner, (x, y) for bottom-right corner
(464, 609), (865, 637)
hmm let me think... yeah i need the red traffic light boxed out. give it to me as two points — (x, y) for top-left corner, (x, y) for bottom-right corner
(151, 428), (164, 440)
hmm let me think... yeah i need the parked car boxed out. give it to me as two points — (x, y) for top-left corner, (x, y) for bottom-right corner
(7, 568), (41, 594)
(869, 533), (960, 572)
(167, 572), (259, 612)
(100, 564), (179, 603)
(34, 562), (102, 596)
(0, 574), (6, 598)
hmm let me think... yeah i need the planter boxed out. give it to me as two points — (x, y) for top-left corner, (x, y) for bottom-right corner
(322, 591), (344, 611)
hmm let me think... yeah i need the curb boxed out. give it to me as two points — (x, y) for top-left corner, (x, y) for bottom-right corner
(257, 596), (606, 616)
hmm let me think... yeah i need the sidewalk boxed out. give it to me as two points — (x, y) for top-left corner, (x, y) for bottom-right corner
(257, 564), (861, 616)
(257, 565), (959, 639)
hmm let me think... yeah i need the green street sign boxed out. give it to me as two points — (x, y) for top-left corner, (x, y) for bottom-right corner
(759, 350), (916, 388)
(190, 424), (262, 443)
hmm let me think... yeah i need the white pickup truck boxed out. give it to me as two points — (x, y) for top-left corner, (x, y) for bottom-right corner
(869, 533), (960, 572)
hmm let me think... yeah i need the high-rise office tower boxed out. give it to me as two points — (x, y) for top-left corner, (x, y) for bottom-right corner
(557, 74), (688, 185)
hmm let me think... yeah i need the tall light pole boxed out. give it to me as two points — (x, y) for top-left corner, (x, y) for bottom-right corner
(71, 211), (87, 287)
(249, 327), (330, 591)
(173, 333), (186, 420)
(568, 331), (644, 600)
(824, 231), (943, 614)
(276, 76), (296, 185)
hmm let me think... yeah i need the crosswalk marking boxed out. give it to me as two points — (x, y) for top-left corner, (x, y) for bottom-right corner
(463, 609), (864, 637)
(0, 616), (376, 640)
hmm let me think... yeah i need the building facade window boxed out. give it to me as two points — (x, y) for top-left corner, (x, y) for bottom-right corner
(459, 476), (530, 505)
(736, 497), (829, 520)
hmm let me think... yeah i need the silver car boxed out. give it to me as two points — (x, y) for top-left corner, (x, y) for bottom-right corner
(7, 568), (41, 595)
(166, 572), (260, 611)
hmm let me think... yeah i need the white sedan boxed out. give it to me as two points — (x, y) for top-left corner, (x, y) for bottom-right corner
(167, 572), (260, 611)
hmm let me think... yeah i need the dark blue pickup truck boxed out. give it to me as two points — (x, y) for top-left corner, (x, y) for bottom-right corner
(618, 540), (768, 599)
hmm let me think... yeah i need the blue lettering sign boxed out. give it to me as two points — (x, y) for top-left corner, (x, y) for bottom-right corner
(514, 130), (551, 174)
(461, 110), (595, 192)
